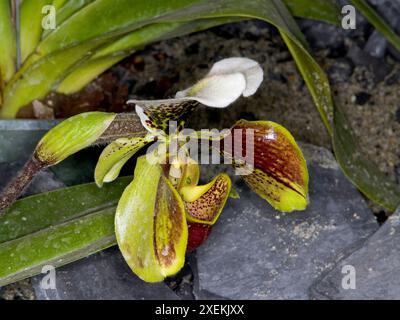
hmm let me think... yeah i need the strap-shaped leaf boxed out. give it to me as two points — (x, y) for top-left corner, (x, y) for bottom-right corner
(42, 0), (96, 39)
(57, 19), (241, 94)
(1, 39), (110, 118)
(181, 173), (231, 225)
(95, 135), (155, 187)
(227, 120), (308, 212)
(351, 0), (400, 53)
(115, 156), (187, 282)
(0, 0), (16, 86)
(284, 0), (341, 25)
(0, 177), (131, 286)
(20, 0), (53, 62)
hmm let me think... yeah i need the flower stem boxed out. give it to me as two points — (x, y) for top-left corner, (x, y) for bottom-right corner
(0, 155), (45, 215)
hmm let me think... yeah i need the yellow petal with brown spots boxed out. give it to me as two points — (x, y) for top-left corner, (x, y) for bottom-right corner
(180, 173), (231, 225)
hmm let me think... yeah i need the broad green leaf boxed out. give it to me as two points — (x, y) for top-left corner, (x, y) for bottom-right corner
(284, 0), (341, 25)
(56, 53), (128, 95)
(42, 0), (96, 39)
(0, 39), (111, 118)
(20, 0), (53, 62)
(35, 112), (116, 165)
(116, 156), (188, 283)
(0, 208), (115, 287)
(0, 177), (131, 286)
(95, 135), (154, 187)
(32, 0), (202, 58)
(351, 0), (400, 52)
(0, 177), (130, 244)
(57, 22), (187, 94)
(52, 0), (69, 10)
(0, 0), (16, 85)
(57, 18), (239, 94)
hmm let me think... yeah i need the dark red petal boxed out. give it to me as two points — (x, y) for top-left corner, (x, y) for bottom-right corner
(187, 222), (212, 251)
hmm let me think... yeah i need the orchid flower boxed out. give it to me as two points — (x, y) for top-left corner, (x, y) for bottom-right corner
(0, 58), (309, 283)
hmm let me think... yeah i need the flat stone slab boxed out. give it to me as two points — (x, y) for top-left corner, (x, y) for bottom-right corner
(310, 207), (400, 299)
(195, 144), (379, 299)
(32, 247), (179, 300)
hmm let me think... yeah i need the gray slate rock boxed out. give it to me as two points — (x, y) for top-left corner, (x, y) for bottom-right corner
(32, 247), (179, 300)
(195, 144), (379, 300)
(310, 207), (400, 300)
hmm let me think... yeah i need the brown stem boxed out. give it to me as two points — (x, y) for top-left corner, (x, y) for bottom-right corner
(0, 155), (45, 215)
(96, 113), (147, 144)
(0, 113), (145, 214)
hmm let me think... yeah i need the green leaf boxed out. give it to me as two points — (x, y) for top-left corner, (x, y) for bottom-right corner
(57, 18), (239, 94)
(52, 0), (69, 10)
(115, 156), (188, 282)
(32, 0), (200, 58)
(351, 0), (400, 53)
(333, 103), (400, 211)
(0, 39), (111, 118)
(0, 0), (16, 85)
(20, 0), (53, 62)
(42, 0), (96, 39)
(0, 177), (131, 286)
(283, 0), (341, 25)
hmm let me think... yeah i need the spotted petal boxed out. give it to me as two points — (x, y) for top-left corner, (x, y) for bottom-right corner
(226, 120), (309, 212)
(115, 156), (187, 283)
(129, 99), (198, 133)
(94, 135), (155, 187)
(180, 173), (231, 225)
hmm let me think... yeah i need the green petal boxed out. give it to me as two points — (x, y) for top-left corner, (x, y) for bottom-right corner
(35, 112), (116, 165)
(228, 120), (309, 212)
(115, 156), (187, 283)
(95, 135), (155, 187)
(181, 173), (231, 225)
